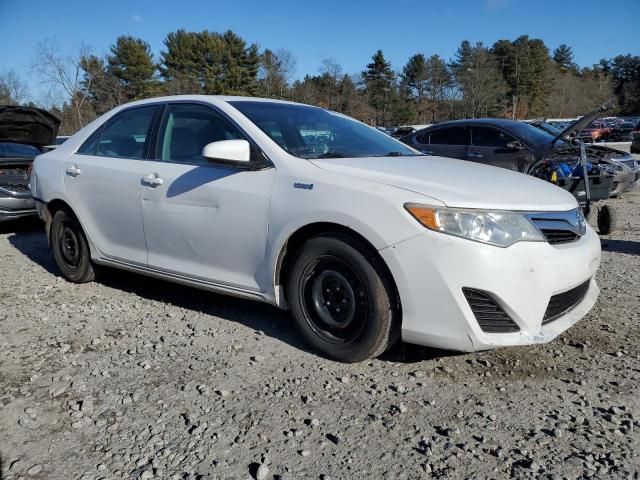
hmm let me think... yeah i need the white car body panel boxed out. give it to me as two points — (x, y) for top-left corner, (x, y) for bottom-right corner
(64, 154), (149, 264)
(140, 160), (275, 291)
(32, 95), (601, 353)
(311, 155), (578, 211)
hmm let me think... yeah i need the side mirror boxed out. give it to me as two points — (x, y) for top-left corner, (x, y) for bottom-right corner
(506, 140), (523, 150)
(202, 139), (251, 163)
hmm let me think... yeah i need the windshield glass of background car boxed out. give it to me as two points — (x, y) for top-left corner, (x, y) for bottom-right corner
(0, 142), (41, 158)
(506, 121), (558, 146)
(229, 101), (417, 159)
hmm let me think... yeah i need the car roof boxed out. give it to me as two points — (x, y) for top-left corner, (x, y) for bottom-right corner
(118, 94), (306, 109)
(423, 118), (525, 130)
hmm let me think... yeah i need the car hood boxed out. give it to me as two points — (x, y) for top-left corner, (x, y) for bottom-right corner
(553, 99), (615, 144)
(0, 106), (60, 147)
(310, 155), (578, 211)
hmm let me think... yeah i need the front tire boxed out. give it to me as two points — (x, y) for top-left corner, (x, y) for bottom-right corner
(50, 209), (96, 283)
(597, 205), (617, 235)
(287, 235), (400, 362)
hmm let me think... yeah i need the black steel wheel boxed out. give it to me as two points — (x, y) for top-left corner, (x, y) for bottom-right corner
(51, 209), (96, 283)
(287, 235), (400, 362)
(597, 204), (617, 235)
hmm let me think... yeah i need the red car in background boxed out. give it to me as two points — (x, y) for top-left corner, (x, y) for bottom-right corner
(579, 121), (612, 142)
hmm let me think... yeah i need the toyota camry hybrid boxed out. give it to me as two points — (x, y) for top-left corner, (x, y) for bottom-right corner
(31, 96), (601, 362)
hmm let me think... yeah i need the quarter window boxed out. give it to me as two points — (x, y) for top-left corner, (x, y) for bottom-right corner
(158, 104), (243, 164)
(472, 127), (515, 148)
(428, 127), (469, 146)
(94, 106), (158, 159)
(415, 132), (430, 144)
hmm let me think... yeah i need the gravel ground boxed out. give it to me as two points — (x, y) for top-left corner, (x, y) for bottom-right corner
(1, 184), (639, 480)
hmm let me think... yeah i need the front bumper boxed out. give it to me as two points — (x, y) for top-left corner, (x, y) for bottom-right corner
(610, 170), (636, 196)
(380, 225), (601, 352)
(0, 195), (37, 221)
(622, 170), (640, 192)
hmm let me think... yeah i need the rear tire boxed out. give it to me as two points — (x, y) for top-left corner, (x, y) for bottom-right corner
(50, 209), (96, 283)
(597, 205), (617, 235)
(287, 235), (400, 362)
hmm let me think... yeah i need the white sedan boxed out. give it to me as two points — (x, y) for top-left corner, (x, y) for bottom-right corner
(31, 96), (601, 362)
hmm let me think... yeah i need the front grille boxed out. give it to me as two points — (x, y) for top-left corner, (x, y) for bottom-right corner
(0, 182), (31, 194)
(543, 280), (591, 324)
(463, 288), (520, 333)
(525, 210), (585, 246)
(540, 228), (580, 244)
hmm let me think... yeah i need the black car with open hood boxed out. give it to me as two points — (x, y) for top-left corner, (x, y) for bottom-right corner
(0, 105), (60, 221)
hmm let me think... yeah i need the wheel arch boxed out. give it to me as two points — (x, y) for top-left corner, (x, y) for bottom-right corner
(44, 198), (89, 249)
(273, 222), (401, 313)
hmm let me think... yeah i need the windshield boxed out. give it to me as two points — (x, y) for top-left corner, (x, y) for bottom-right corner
(529, 121), (562, 136)
(0, 142), (41, 158)
(508, 122), (559, 146)
(229, 101), (418, 159)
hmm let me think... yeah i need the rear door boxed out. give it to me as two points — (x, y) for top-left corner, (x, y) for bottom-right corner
(64, 105), (160, 264)
(468, 126), (533, 171)
(420, 127), (469, 159)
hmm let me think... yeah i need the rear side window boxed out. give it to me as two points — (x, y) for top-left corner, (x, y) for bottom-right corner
(94, 106), (158, 159)
(429, 127), (469, 146)
(471, 127), (515, 148)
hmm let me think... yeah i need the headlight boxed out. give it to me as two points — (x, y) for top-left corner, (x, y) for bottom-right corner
(404, 204), (544, 247)
(602, 163), (623, 173)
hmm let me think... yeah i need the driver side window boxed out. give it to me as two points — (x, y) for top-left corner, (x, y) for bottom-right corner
(158, 103), (243, 164)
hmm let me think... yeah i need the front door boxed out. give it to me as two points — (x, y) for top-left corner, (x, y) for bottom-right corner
(140, 103), (275, 291)
(64, 105), (160, 264)
(468, 126), (533, 171)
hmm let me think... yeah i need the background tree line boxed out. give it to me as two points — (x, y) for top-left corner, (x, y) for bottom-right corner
(1, 30), (638, 134)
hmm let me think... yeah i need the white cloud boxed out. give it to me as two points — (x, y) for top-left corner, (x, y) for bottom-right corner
(131, 14), (143, 23)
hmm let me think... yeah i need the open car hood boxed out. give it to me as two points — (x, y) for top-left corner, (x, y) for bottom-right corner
(0, 105), (60, 147)
(553, 99), (615, 144)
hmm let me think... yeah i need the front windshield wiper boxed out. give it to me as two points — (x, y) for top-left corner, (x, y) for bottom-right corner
(312, 152), (348, 159)
(376, 151), (419, 157)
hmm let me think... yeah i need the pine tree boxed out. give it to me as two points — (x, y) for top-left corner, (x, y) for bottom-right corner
(362, 50), (396, 125)
(107, 36), (158, 100)
(451, 41), (507, 118)
(160, 29), (260, 96)
(492, 36), (554, 117)
(552, 44), (576, 71)
(401, 54), (428, 100)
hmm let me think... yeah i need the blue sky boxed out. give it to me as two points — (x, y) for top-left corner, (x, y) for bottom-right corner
(1, 0), (638, 102)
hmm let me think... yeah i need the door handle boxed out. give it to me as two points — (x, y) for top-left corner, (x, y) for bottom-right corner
(65, 166), (81, 177)
(141, 174), (164, 187)
(468, 152), (483, 159)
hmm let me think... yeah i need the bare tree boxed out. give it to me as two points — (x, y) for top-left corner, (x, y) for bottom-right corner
(0, 70), (29, 105)
(32, 39), (94, 130)
(259, 48), (297, 98)
(318, 58), (343, 110)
